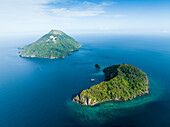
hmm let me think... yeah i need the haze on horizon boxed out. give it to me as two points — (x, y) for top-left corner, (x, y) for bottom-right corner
(0, 0), (170, 36)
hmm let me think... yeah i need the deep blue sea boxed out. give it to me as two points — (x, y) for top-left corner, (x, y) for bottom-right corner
(0, 34), (170, 127)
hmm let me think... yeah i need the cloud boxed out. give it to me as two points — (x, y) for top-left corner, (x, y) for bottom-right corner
(81, 1), (115, 7)
(45, 1), (114, 17)
(0, 0), (52, 34)
(0, 0), (49, 22)
(162, 30), (169, 33)
(100, 1), (116, 6)
(114, 14), (127, 18)
(51, 8), (105, 17)
(99, 26), (119, 31)
(1, 0), (168, 35)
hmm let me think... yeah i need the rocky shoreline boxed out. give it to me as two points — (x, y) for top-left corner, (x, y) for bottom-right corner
(19, 54), (62, 59)
(73, 90), (149, 106)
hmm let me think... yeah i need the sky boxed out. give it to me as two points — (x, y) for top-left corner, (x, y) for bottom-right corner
(1, 0), (170, 35)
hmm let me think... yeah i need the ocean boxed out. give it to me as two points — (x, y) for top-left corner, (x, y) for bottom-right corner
(0, 34), (170, 127)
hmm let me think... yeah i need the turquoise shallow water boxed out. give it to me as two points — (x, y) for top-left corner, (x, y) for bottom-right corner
(67, 78), (164, 126)
(0, 34), (170, 127)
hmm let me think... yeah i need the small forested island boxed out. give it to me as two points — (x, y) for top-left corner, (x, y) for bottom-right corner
(19, 29), (81, 59)
(73, 64), (149, 106)
(95, 64), (101, 68)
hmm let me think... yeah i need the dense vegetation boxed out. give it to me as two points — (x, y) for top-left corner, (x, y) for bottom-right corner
(19, 30), (81, 58)
(73, 64), (149, 106)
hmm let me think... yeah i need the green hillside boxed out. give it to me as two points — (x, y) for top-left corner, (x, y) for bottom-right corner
(19, 30), (81, 59)
(73, 64), (149, 106)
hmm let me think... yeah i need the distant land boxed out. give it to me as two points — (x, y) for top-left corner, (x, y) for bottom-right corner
(19, 30), (81, 59)
(73, 64), (149, 106)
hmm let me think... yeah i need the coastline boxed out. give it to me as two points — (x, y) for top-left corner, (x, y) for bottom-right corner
(73, 91), (149, 106)
(19, 45), (82, 59)
(72, 64), (149, 106)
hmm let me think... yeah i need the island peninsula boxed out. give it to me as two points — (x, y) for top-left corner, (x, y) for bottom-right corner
(73, 64), (149, 106)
